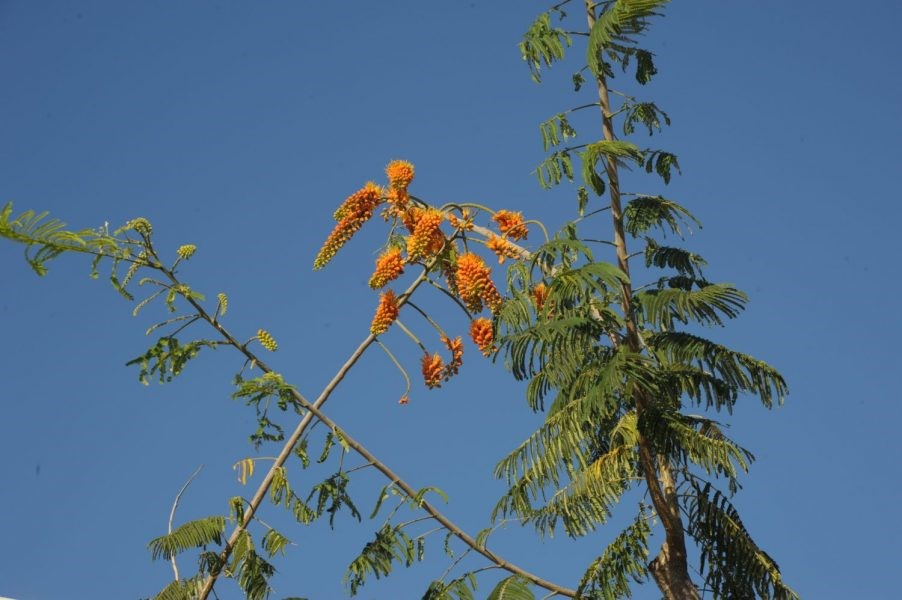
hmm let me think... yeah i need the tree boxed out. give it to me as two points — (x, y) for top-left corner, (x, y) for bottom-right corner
(0, 2), (795, 599)
(494, 2), (797, 598)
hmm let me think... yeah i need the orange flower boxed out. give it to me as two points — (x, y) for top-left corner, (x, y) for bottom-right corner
(421, 352), (445, 389)
(386, 160), (415, 190)
(401, 206), (423, 234)
(315, 184), (382, 270)
(441, 335), (464, 377)
(384, 187), (410, 217)
(446, 210), (473, 231)
(492, 210), (528, 240)
(398, 394), (410, 405)
(469, 318), (495, 357)
(486, 234), (521, 264)
(333, 182), (383, 221)
(532, 282), (548, 310)
(369, 247), (405, 289)
(370, 290), (399, 335)
(454, 253), (503, 314)
(407, 209), (445, 259)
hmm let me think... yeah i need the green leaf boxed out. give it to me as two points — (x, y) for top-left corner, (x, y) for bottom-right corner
(486, 576), (534, 600)
(686, 481), (800, 600)
(648, 331), (788, 409)
(147, 516), (226, 561)
(261, 528), (292, 558)
(635, 283), (747, 329)
(587, 1), (670, 78)
(410, 486), (449, 508)
(624, 195), (700, 237)
(577, 506), (651, 598)
(520, 12), (571, 82)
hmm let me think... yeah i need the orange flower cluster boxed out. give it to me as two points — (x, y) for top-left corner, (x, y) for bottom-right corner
(532, 282), (548, 310)
(469, 318), (495, 356)
(333, 182), (382, 221)
(421, 352), (445, 389)
(370, 290), (399, 335)
(401, 206), (423, 234)
(407, 209), (445, 259)
(493, 210), (528, 240)
(486, 234), (521, 264)
(442, 335), (463, 377)
(446, 210), (473, 231)
(454, 253), (503, 314)
(369, 247), (405, 289)
(386, 160), (415, 190)
(315, 183), (382, 270)
(385, 187), (410, 217)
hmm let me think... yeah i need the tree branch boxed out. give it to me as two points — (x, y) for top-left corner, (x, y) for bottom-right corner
(167, 464), (204, 581)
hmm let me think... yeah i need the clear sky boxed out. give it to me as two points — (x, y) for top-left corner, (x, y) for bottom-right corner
(2, 1), (901, 599)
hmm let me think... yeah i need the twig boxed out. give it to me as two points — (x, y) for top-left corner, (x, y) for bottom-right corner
(167, 464), (204, 581)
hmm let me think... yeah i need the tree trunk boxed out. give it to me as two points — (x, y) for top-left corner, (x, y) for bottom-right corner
(584, 3), (700, 598)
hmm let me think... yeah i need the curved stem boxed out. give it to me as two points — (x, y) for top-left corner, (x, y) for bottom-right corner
(167, 464), (204, 581)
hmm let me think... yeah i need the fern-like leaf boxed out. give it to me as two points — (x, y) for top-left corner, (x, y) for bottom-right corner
(520, 12), (571, 82)
(635, 284), (747, 329)
(587, 0), (670, 78)
(576, 507), (652, 598)
(648, 331), (788, 408)
(486, 575), (534, 600)
(148, 516), (226, 561)
(624, 195), (700, 238)
(686, 481), (799, 600)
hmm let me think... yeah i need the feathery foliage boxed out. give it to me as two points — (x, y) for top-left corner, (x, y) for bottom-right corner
(492, 1), (795, 598)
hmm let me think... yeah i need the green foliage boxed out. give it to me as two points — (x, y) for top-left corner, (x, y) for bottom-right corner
(643, 149), (681, 184)
(643, 239), (707, 278)
(576, 507), (652, 598)
(586, 0), (669, 81)
(148, 516), (226, 562)
(486, 575), (534, 600)
(232, 372), (303, 449)
(634, 283), (747, 329)
(502, 2), (795, 597)
(580, 140), (643, 196)
(127, 337), (218, 385)
(686, 482), (799, 600)
(152, 578), (205, 600)
(267, 465), (361, 529)
(345, 524), (422, 596)
(624, 195), (700, 238)
(539, 113), (579, 151)
(229, 530), (276, 600)
(308, 471), (362, 528)
(422, 574), (478, 600)
(520, 11), (571, 83)
(535, 150), (575, 189)
(623, 101), (671, 136)
(647, 332), (788, 410)
(261, 528), (292, 558)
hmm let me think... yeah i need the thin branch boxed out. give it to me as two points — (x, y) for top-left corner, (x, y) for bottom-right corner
(167, 464), (204, 581)
(158, 256), (576, 597)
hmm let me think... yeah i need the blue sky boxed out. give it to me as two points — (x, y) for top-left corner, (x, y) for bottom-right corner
(2, 1), (901, 598)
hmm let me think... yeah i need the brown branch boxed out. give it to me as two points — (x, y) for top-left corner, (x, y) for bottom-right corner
(156, 258), (575, 598)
